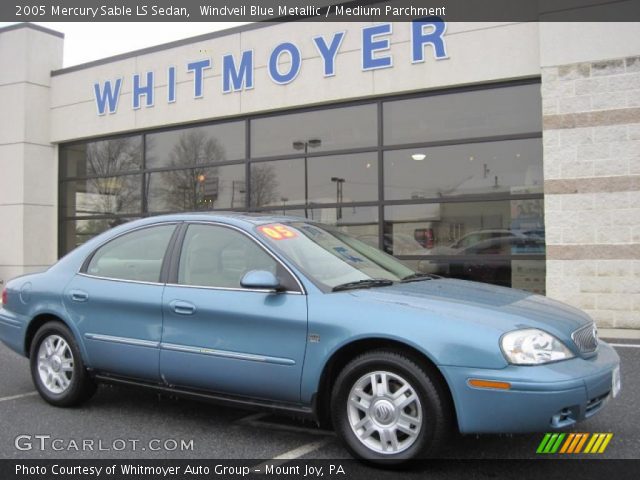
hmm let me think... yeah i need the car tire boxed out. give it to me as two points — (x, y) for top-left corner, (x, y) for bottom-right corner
(331, 349), (452, 464)
(29, 321), (97, 407)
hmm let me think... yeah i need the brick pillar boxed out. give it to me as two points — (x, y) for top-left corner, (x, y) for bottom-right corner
(541, 41), (640, 328)
(0, 24), (64, 287)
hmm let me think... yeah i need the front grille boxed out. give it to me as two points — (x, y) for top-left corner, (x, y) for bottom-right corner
(572, 323), (598, 353)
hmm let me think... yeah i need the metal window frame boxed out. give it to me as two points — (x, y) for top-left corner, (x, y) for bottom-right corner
(59, 78), (545, 268)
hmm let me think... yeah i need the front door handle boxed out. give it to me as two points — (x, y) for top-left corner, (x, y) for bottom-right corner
(69, 290), (89, 302)
(170, 300), (196, 315)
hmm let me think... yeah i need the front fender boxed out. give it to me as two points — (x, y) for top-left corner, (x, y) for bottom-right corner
(300, 292), (507, 404)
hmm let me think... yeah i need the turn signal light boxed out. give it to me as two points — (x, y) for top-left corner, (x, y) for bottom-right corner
(468, 379), (511, 390)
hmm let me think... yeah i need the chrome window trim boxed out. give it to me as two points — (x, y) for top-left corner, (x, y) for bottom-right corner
(163, 282), (302, 295)
(84, 333), (160, 348)
(178, 221), (307, 295)
(77, 272), (164, 286)
(160, 342), (296, 366)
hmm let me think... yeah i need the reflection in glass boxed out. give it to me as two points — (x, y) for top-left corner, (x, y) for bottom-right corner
(249, 154), (378, 209)
(250, 160), (304, 208)
(383, 84), (542, 145)
(308, 153), (378, 204)
(384, 200), (545, 257)
(60, 136), (142, 178)
(312, 206), (378, 242)
(60, 218), (138, 253)
(251, 104), (377, 158)
(60, 175), (142, 217)
(146, 122), (245, 169)
(394, 258), (546, 294)
(146, 164), (245, 212)
(384, 139), (542, 201)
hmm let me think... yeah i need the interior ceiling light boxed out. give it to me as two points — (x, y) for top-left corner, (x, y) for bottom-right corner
(411, 153), (426, 161)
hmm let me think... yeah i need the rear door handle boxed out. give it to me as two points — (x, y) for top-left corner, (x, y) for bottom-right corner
(169, 300), (196, 315)
(70, 290), (89, 302)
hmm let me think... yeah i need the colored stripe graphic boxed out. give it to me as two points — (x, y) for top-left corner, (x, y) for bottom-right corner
(538, 433), (613, 454)
(559, 433), (575, 453)
(536, 433), (552, 453)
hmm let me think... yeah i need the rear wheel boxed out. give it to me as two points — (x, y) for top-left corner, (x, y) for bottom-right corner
(331, 350), (451, 464)
(30, 321), (96, 407)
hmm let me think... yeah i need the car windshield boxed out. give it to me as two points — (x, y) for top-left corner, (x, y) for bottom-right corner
(255, 222), (416, 291)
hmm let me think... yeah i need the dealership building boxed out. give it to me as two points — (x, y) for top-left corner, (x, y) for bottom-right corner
(0, 20), (638, 328)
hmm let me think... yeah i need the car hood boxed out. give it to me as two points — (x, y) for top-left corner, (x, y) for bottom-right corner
(347, 278), (592, 338)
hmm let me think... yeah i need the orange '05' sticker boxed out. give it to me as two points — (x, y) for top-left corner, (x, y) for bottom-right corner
(258, 224), (298, 240)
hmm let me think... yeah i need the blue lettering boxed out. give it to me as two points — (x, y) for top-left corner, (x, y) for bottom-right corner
(313, 32), (345, 77)
(362, 24), (392, 71)
(168, 66), (177, 103)
(132, 71), (154, 109)
(222, 50), (254, 93)
(93, 78), (122, 115)
(268, 42), (301, 85)
(187, 59), (212, 98)
(412, 18), (448, 62)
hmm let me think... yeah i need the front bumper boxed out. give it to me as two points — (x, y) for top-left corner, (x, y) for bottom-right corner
(441, 341), (620, 433)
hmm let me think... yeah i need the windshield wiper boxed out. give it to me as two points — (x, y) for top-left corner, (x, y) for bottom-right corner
(332, 279), (394, 292)
(400, 273), (440, 283)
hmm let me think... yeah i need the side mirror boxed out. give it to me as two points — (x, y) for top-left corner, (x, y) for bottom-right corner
(240, 270), (281, 292)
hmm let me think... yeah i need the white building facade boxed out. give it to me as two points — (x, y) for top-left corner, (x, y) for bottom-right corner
(0, 21), (638, 328)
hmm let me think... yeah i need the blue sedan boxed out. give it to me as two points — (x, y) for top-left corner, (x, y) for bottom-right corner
(0, 213), (621, 463)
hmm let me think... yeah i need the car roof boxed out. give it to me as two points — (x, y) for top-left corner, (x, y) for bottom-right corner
(132, 211), (308, 228)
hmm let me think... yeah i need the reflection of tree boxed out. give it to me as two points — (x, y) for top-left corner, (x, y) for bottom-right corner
(151, 130), (226, 211)
(249, 164), (278, 208)
(86, 137), (140, 176)
(82, 137), (141, 215)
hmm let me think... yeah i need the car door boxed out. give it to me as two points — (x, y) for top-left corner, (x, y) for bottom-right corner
(159, 223), (307, 403)
(63, 223), (177, 381)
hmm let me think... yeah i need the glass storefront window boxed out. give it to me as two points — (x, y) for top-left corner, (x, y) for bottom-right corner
(59, 81), (545, 296)
(60, 136), (142, 178)
(249, 159), (303, 208)
(146, 122), (245, 169)
(250, 104), (377, 158)
(60, 218), (139, 252)
(60, 175), (142, 217)
(384, 200), (545, 257)
(383, 84), (542, 146)
(250, 153), (378, 208)
(146, 164), (246, 212)
(384, 139), (543, 201)
(311, 206), (379, 241)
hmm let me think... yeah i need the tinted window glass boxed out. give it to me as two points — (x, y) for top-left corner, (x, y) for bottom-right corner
(60, 175), (142, 217)
(249, 153), (378, 208)
(60, 136), (142, 178)
(384, 139), (542, 201)
(178, 225), (297, 291)
(251, 104), (377, 158)
(384, 200), (545, 256)
(86, 224), (175, 282)
(146, 164), (246, 212)
(146, 122), (245, 169)
(383, 84), (542, 145)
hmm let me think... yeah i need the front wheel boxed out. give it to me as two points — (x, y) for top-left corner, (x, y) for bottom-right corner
(30, 321), (96, 407)
(331, 350), (452, 464)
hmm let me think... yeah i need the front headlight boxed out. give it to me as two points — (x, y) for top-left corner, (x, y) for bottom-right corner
(501, 328), (575, 365)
